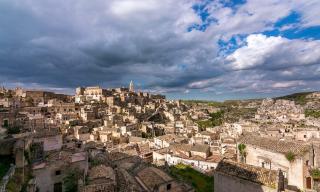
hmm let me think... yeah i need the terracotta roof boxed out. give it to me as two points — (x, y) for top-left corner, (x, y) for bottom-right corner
(191, 144), (209, 153)
(155, 134), (187, 142)
(238, 133), (310, 156)
(215, 160), (278, 188)
(129, 136), (147, 143)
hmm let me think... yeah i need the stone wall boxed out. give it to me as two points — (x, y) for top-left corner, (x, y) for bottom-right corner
(214, 172), (277, 192)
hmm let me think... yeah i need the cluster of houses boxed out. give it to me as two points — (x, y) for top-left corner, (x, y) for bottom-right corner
(1, 84), (320, 192)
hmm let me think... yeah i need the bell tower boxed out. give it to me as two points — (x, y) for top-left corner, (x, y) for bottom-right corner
(129, 80), (134, 92)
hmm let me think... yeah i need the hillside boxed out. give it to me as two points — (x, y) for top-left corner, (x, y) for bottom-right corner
(275, 92), (315, 105)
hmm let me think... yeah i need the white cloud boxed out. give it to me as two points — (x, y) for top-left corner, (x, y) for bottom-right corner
(188, 78), (223, 89)
(205, 0), (293, 39)
(227, 34), (320, 70)
(272, 81), (305, 88)
(110, 0), (158, 16)
(204, 0), (320, 38)
(294, 0), (320, 27)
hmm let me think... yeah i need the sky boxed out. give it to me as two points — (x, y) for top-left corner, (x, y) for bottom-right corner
(0, 0), (320, 101)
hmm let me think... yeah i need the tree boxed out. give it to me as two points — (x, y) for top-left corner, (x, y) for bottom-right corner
(7, 126), (20, 134)
(25, 97), (34, 106)
(63, 168), (82, 192)
(238, 143), (247, 163)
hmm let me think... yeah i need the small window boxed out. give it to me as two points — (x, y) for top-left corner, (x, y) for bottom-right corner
(55, 170), (61, 175)
(304, 135), (307, 138)
(167, 184), (172, 190)
(306, 160), (309, 166)
(54, 182), (62, 192)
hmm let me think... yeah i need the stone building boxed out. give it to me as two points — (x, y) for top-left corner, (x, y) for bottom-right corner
(214, 160), (284, 192)
(238, 134), (313, 190)
(33, 129), (63, 152)
(79, 164), (116, 192)
(75, 86), (111, 103)
(153, 134), (188, 149)
(134, 166), (193, 192)
(255, 99), (305, 122)
(32, 150), (88, 192)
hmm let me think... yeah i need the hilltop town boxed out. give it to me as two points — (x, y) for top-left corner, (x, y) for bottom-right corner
(1, 83), (320, 192)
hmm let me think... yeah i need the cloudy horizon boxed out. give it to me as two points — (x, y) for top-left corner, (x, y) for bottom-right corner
(1, 0), (320, 101)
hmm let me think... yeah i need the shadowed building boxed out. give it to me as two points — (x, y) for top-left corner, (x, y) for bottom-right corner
(214, 160), (284, 192)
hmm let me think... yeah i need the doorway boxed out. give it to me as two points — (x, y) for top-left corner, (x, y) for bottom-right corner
(306, 177), (312, 189)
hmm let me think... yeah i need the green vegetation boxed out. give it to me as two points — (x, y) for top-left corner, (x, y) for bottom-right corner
(305, 109), (320, 119)
(169, 163), (213, 192)
(285, 151), (296, 162)
(223, 107), (257, 122)
(197, 111), (224, 129)
(184, 99), (259, 123)
(196, 120), (215, 129)
(182, 100), (222, 107)
(6, 166), (33, 192)
(311, 168), (320, 179)
(6, 126), (20, 134)
(63, 168), (82, 192)
(6, 173), (22, 192)
(89, 157), (105, 167)
(238, 144), (247, 163)
(6, 168), (25, 192)
(0, 155), (13, 179)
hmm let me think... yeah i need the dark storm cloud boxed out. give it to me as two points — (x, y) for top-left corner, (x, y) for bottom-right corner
(0, 0), (320, 98)
(0, 0), (221, 90)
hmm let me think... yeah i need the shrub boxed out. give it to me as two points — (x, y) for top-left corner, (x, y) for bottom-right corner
(238, 143), (247, 163)
(311, 169), (320, 179)
(63, 168), (82, 192)
(285, 151), (296, 162)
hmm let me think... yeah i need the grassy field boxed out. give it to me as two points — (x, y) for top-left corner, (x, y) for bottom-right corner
(169, 164), (214, 192)
(0, 155), (13, 179)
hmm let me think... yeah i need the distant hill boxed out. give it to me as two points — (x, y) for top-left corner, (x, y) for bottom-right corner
(181, 100), (222, 107)
(182, 91), (318, 106)
(275, 91), (315, 105)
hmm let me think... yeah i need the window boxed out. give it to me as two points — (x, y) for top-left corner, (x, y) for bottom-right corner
(55, 170), (61, 175)
(167, 184), (172, 190)
(262, 162), (265, 168)
(54, 182), (62, 192)
(3, 119), (9, 127)
(304, 135), (307, 138)
(306, 160), (309, 166)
